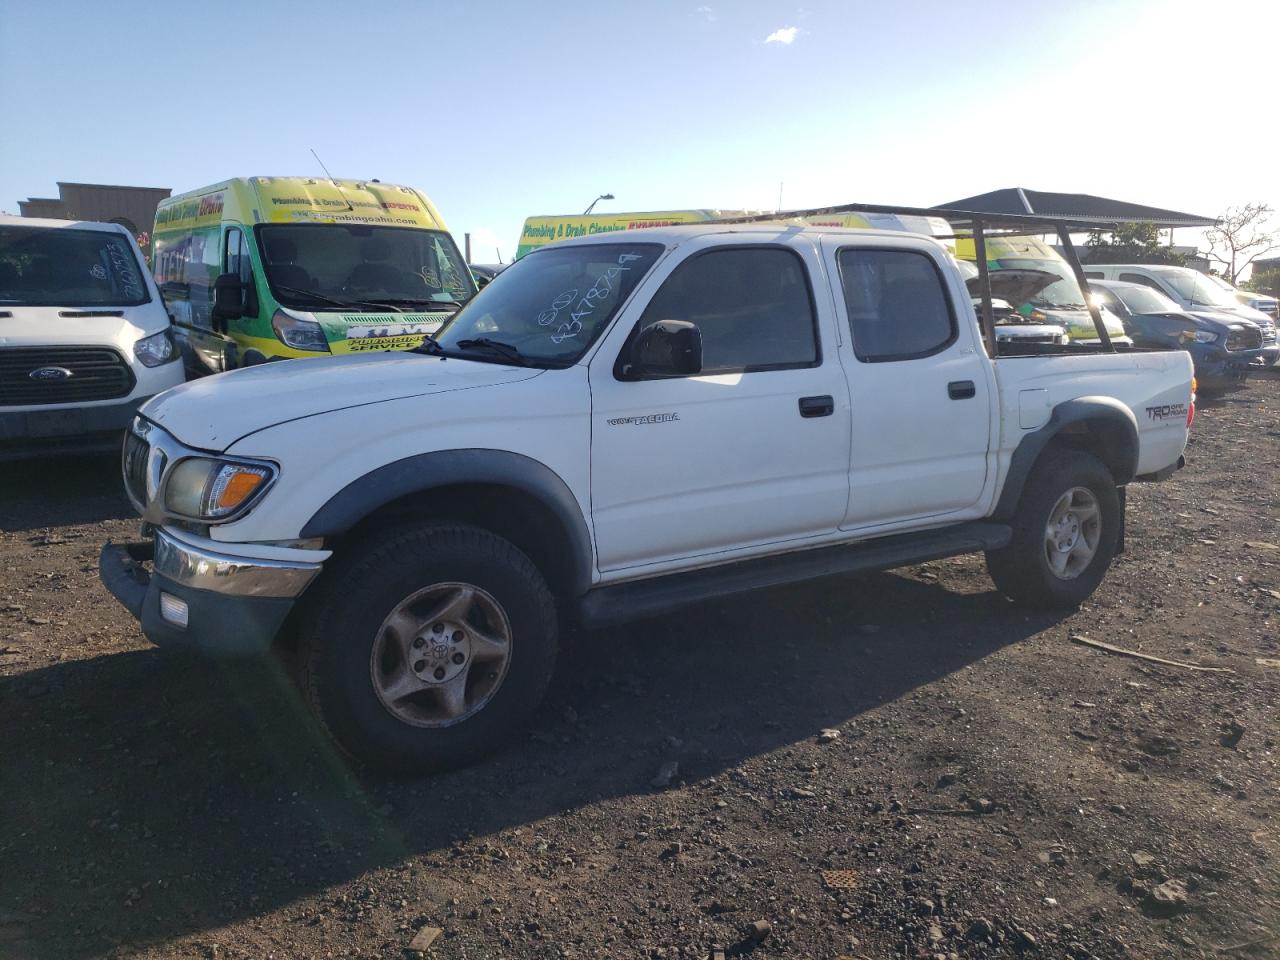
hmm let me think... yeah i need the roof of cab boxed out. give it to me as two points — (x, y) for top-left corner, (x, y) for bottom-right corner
(541, 222), (942, 250)
(0, 214), (133, 233)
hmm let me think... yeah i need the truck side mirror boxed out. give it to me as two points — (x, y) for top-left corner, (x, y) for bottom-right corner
(629, 319), (703, 378)
(211, 273), (244, 323)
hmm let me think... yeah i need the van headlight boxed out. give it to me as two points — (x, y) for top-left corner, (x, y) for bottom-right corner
(133, 329), (177, 367)
(271, 310), (330, 352)
(1192, 330), (1220, 343)
(164, 457), (276, 521)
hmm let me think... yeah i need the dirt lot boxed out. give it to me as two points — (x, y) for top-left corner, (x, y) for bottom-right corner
(2, 374), (1278, 960)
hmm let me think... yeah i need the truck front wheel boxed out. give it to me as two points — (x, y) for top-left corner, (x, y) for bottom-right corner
(299, 524), (558, 773)
(985, 448), (1121, 609)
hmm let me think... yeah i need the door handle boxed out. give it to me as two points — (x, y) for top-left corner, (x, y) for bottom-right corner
(798, 395), (834, 418)
(948, 380), (976, 400)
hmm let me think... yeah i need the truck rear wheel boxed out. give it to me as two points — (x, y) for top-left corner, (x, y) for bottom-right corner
(299, 524), (558, 773)
(985, 448), (1120, 609)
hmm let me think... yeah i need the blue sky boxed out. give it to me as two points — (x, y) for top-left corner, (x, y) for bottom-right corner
(2, 0), (1277, 262)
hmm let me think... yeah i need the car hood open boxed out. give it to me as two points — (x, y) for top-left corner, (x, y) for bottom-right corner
(140, 353), (542, 450)
(965, 269), (1060, 307)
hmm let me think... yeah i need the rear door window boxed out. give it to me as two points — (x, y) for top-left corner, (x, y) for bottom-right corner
(838, 249), (955, 361)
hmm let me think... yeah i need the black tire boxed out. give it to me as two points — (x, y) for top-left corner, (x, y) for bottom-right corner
(985, 448), (1120, 609)
(299, 523), (558, 773)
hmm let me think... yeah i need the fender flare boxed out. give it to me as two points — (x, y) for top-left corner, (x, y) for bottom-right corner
(992, 397), (1139, 520)
(299, 449), (594, 596)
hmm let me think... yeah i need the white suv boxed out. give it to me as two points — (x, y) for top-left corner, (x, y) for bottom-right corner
(0, 216), (184, 457)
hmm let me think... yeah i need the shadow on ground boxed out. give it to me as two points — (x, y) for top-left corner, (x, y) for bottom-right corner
(0, 452), (132, 531)
(0, 569), (1063, 958)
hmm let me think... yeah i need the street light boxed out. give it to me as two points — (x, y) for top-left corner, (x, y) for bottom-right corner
(583, 193), (615, 216)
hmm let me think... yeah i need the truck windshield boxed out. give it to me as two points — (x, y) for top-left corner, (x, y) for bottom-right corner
(1109, 284), (1181, 315)
(434, 243), (663, 366)
(0, 225), (149, 307)
(995, 258), (1087, 309)
(257, 224), (476, 310)
(1159, 269), (1239, 308)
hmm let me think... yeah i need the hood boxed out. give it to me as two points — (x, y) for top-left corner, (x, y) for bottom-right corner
(1178, 310), (1250, 335)
(1034, 305), (1127, 341)
(141, 352), (542, 450)
(1196, 301), (1272, 325)
(0, 303), (169, 350)
(966, 269), (1060, 307)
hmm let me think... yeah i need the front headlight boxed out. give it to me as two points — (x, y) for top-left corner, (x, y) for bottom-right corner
(164, 457), (275, 521)
(271, 309), (330, 352)
(133, 329), (177, 367)
(1192, 330), (1220, 343)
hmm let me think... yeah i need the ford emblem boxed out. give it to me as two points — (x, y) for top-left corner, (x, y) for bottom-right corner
(28, 366), (74, 381)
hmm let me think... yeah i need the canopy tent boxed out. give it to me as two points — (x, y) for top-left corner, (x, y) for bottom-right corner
(935, 188), (1217, 229)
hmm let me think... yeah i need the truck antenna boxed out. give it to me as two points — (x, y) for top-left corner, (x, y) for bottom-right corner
(310, 148), (355, 211)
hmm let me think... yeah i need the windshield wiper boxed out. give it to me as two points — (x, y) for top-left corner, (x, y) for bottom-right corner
(455, 337), (530, 366)
(362, 297), (464, 311)
(272, 284), (402, 312)
(412, 334), (449, 357)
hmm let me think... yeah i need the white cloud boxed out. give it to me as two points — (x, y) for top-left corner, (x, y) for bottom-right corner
(696, 5), (716, 21)
(764, 25), (798, 44)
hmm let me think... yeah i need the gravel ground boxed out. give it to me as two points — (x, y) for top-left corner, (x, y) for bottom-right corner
(1, 372), (1278, 960)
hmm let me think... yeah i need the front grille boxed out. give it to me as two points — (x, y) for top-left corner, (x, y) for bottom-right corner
(1226, 327), (1263, 352)
(0, 346), (135, 406)
(123, 428), (150, 507)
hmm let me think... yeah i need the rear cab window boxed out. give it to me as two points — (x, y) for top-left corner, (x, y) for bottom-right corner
(0, 225), (149, 307)
(837, 248), (955, 361)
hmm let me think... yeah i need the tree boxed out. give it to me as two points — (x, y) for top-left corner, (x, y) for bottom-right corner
(1244, 267), (1280, 297)
(1203, 203), (1279, 284)
(1082, 222), (1186, 265)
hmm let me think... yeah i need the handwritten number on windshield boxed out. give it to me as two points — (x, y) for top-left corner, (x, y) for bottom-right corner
(547, 253), (643, 345)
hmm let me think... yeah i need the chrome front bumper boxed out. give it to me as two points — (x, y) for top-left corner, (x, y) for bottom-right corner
(152, 528), (322, 598)
(99, 528), (325, 656)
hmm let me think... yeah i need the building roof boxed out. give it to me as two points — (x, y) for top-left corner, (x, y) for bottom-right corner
(56, 181), (171, 194)
(935, 188), (1217, 228)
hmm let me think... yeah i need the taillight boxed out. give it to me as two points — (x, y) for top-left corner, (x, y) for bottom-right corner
(1187, 376), (1197, 428)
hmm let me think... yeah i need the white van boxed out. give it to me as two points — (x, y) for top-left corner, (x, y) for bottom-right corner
(1083, 263), (1278, 354)
(0, 217), (185, 457)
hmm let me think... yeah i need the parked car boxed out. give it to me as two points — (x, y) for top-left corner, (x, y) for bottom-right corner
(153, 177), (476, 376)
(1090, 279), (1275, 392)
(100, 223), (1193, 772)
(1083, 264), (1278, 360)
(0, 216), (184, 459)
(956, 236), (1131, 347)
(468, 263), (509, 288)
(1205, 273), (1279, 320)
(955, 262), (1086, 348)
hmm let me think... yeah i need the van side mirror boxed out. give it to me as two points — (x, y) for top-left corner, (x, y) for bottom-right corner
(211, 272), (244, 322)
(628, 319), (703, 378)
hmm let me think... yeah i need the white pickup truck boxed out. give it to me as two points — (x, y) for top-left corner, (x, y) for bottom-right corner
(100, 222), (1194, 771)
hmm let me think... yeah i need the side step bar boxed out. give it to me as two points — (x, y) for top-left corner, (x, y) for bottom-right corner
(578, 521), (1013, 628)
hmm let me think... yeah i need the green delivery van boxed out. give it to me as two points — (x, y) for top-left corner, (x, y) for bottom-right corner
(152, 177), (477, 374)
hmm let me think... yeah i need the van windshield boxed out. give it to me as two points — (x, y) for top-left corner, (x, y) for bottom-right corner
(434, 243), (663, 366)
(257, 224), (476, 311)
(0, 225), (149, 307)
